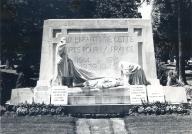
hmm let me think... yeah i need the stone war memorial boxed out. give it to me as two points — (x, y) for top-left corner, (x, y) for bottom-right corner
(10, 19), (187, 113)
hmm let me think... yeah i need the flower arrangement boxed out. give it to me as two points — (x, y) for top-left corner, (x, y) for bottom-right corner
(129, 101), (190, 116)
(6, 102), (66, 116)
(1, 101), (191, 117)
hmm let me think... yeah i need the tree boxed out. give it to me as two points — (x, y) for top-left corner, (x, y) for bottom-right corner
(93, 0), (142, 18)
(152, 0), (192, 84)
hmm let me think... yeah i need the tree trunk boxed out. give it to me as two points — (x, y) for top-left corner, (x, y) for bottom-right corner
(177, 1), (187, 85)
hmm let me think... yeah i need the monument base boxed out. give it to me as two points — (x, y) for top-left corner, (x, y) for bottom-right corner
(9, 85), (187, 106)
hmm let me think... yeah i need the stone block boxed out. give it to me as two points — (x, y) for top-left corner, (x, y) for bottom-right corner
(68, 96), (96, 105)
(68, 95), (130, 105)
(34, 86), (50, 104)
(69, 86), (130, 96)
(164, 86), (187, 104)
(96, 96), (130, 104)
(51, 86), (68, 105)
(147, 85), (165, 103)
(10, 88), (34, 105)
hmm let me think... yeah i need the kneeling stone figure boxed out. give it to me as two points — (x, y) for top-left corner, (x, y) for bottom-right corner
(120, 62), (150, 85)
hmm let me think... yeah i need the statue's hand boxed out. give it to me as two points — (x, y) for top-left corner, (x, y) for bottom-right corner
(50, 76), (59, 86)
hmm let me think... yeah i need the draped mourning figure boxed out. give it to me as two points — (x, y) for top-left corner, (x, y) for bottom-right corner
(51, 37), (98, 87)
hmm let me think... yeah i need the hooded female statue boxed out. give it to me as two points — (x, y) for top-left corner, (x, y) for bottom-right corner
(51, 37), (97, 86)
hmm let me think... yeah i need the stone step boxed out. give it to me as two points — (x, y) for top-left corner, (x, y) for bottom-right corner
(69, 86), (130, 96)
(68, 95), (130, 105)
(65, 104), (133, 114)
(76, 119), (90, 134)
(110, 118), (127, 134)
(76, 118), (127, 134)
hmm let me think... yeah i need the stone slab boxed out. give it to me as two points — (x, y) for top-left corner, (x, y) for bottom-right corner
(76, 119), (90, 134)
(164, 86), (187, 104)
(68, 86), (130, 105)
(68, 96), (96, 105)
(34, 86), (50, 104)
(76, 118), (127, 134)
(130, 85), (147, 104)
(88, 119), (111, 133)
(51, 86), (68, 105)
(110, 118), (127, 134)
(68, 95), (130, 105)
(10, 88), (34, 105)
(97, 96), (130, 104)
(69, 86), (130, 96)
(147, 85), (165, 103)
(65, 104), (133, 114)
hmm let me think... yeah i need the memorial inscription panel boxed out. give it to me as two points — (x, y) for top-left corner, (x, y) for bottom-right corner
(147, 85), (165, 103)
(130, 85), (147, 104)
(65, 33), (139, 78)
(51, 86), (68, 105)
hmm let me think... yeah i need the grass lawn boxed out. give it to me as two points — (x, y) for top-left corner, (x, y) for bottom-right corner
(124, 115), (192, 134)
(1, 114), (192, 134)
(1, 114), (77, 134)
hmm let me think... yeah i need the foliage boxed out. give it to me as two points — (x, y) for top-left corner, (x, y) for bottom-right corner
(152, 0), (192, 49)
(93, 0), (142, 18)
(152, 0), (192, 83)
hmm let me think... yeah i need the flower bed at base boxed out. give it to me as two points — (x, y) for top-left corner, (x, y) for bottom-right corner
(1, 101), (192, 117)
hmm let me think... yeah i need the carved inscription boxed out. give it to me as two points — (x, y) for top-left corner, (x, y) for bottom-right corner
(62, 33), (138, 77)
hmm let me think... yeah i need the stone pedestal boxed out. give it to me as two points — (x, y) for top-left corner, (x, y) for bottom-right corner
(147, 85), (165, 103)
(9, 85), (188, 106)
(10, 88), (34, 105)
(68, 86), (130, 105)
(164, 86), (187, 104)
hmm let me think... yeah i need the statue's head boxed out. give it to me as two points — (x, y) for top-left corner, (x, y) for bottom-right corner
(58, 37), (67, 58)
(119, 61), (140, 76)
(167, 70), (177, 78)
(60, 37), (67, 44)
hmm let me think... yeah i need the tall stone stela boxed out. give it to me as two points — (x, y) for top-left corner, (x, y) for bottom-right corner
(37, 19), (157, 87)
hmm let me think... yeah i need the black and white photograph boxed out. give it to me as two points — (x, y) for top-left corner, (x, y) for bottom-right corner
(1, 0), (192, 133)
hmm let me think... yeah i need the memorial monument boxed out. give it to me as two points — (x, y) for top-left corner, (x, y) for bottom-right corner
(34, 18), (159, 105)
(10, 19), (187, 107)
